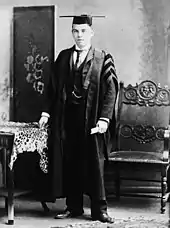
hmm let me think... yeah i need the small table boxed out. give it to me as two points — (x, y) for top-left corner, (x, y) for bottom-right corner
(0, 121), (48, 225)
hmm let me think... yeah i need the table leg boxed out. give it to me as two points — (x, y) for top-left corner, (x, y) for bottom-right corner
(3, 148), (7, 187)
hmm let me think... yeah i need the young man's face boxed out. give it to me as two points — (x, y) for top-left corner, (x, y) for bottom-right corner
(72, 24), (94, 49)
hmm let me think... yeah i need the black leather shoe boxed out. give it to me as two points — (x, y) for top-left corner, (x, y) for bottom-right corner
(54, 209), (83, 219)
(92, 213), (114, 223)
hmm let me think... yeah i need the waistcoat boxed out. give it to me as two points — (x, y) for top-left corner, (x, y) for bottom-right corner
(66, 56), (87, 105)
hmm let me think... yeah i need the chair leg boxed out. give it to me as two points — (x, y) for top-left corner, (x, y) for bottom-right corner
(161, 166), (167, 214)
(5, 197), (8, 214)
(115, 165), (120, 200)
(41, 201), (50, 213)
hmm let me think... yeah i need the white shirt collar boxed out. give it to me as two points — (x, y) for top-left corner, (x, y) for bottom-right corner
(75, 44), (91, 52)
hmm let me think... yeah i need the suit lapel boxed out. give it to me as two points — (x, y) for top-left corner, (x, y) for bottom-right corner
(69, 46), (75, 71)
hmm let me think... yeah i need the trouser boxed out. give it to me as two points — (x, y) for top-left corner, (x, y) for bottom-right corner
(63, 102), (107, 214)
(64, 150), (107, 215)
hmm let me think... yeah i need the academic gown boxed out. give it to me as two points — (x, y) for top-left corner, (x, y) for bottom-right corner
(42, 46), (118, 202)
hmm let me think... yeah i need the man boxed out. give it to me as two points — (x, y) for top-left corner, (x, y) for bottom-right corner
(39, 14), (118, 223)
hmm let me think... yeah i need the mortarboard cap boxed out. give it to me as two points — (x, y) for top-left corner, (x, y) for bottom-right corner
(72, 15), (92, 26)
(60, 14), (105, 26)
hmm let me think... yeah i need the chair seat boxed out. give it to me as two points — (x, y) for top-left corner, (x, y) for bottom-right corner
(109, 151), (169, 164)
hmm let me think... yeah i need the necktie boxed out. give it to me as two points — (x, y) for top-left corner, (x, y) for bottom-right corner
(74, 50), (83, 69)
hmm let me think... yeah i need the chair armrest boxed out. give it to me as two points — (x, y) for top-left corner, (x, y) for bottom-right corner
(163, 129), (170, 162)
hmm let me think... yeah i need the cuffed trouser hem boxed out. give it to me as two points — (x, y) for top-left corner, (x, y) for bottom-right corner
(66, 195), (84, 214)
(90, 199), (107, 216)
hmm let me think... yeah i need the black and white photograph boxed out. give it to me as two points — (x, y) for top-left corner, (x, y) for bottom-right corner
(0, 0), (170, 227)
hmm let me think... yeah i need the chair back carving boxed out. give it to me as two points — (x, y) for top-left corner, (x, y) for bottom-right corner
(116, 80), (170, 151)
(121, 80), (170, 106)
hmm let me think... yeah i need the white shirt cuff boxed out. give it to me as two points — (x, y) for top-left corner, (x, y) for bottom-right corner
(99, 117), (110, 124)
(41, 112), (50, 118)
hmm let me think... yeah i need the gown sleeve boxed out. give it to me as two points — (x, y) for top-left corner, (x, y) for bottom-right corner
(100, 52), (118, 120)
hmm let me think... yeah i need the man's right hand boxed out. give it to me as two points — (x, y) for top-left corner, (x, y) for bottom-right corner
(39, 116), (49, 128)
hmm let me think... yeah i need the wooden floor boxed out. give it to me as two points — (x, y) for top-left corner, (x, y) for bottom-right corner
(0, 195), (169, 227)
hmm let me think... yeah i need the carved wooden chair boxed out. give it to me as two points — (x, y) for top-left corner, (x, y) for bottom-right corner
(108, 80), (170, 213)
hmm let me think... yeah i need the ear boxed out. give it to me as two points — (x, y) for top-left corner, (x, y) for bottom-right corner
(91, 28), (94, 37)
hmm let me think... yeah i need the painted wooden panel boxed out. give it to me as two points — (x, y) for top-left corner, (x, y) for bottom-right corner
(13, 5), (55, 122)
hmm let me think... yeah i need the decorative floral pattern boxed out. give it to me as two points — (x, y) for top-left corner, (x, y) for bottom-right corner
(0, 78), (12, 101)
(0, 77), (12, 122)
(24, 41), (49, 94)
(0, 112), (8, 121)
